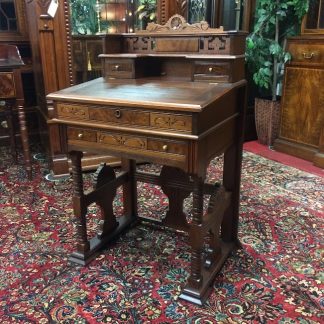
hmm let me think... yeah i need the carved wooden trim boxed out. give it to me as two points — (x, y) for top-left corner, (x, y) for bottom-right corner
(143, 15), (224, 34)
(63, 0), (74, 86)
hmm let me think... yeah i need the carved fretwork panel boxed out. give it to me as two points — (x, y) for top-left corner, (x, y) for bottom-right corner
(199, 36), (230, 54)
(126, 37), (154, 53)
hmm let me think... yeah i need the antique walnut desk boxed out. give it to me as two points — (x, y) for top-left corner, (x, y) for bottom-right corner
(47, 16), (247, 305)
(0, 44), (32, 179)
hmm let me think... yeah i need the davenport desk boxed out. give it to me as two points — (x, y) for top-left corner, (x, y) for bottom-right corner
(47, 16), (247, 305)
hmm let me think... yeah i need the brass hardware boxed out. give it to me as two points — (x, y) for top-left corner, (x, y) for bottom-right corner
(114, 109), (122, 118)
(162, 144), (168, 151)
(208, 67), (213, 72)
(1, 121), (8, 128)
(303, 52), (315, 59)
(114, 65), (120, 71)
(77, 133), (83, 139)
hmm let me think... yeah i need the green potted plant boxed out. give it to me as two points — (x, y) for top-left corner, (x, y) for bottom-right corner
(135, 0), (157, 30)
(246, 0), (309, 146)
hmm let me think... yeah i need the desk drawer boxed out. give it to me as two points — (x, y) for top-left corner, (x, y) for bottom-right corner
(193, 59), (244, 83)
(193, 62), (230, 82)
(68, 127), (188, 159)
(89, 107), (150, 126)
(105, 59), (134, 78)
(0, 73), (15, 98)
(67, 128), (97, 142)
(288, 43), (324, 64)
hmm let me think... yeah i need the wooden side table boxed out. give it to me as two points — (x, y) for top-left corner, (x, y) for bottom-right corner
(0, 44), (32, 179)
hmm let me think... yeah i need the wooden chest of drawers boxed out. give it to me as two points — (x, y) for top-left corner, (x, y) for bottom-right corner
(274, 35), (324, 167)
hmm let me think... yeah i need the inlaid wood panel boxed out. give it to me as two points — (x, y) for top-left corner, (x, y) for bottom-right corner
(57, 103), (89, 120)
(150, 113), (192, 131)
(98, 132), (147, 149)
(89, 107), (150, 126)
(0, 73), (15, 98)
(280, 66), (324, 147)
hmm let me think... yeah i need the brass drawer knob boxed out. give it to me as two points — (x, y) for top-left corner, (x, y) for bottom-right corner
(208, 67), (213, 72)
(303, 52), (315, 59)
(114, 109), (122, 118)
(1, 120), (8, 128)
(77, 133), (83, 139)
(162, 144), (168, 151)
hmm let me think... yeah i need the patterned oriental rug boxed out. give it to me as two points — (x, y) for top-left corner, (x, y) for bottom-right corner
(0, 146), (323, 323)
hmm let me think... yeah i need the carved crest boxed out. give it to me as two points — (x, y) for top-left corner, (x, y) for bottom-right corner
(141, 14), (224, 34)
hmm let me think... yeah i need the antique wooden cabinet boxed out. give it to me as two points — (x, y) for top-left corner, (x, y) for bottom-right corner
(274, 2), (324, 168)
(0, 0), (38, 149)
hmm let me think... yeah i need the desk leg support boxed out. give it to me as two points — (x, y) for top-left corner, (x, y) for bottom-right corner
(69, 151), (91, 264)
(180, 175), (235, 305)
(180, 176), (206, 304)
(69, 155), (138, 266)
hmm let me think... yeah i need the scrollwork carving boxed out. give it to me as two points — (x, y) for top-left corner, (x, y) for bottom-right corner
(141, 14), (224, 34)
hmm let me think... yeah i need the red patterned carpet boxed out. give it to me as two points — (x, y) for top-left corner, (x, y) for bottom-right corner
(0, 145), (323, 323)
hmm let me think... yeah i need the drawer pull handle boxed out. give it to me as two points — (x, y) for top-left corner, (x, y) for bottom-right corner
(162, 144), (168, 151)
(78, 133), (83, 139)
(114, 65), (120, 71)
(1, 121), (8, 129)
(208, 67), (213, 72)
(303, 52), (315, 59)
(114, 109), (122, 118)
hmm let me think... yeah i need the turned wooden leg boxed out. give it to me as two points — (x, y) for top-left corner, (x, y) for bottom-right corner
(188, 176), (204, 287)
(69, 151), (90, 260)
(5, 105), (17, 162)
(17, 98), (32, 179)
(121, 159), (138, 221)
(160, 166), (191, 231)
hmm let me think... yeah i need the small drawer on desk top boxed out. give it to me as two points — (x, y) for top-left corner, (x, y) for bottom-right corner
(288, 43), (324, 64)
(67, 128), (97, 142)
(105, 59), (134, 78)
(0, 73), (15, 98)
(193, 62), (231, 82)
(193, 59), (244, 83)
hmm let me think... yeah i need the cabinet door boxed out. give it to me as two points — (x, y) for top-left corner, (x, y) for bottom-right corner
(280, 66), (324, 147)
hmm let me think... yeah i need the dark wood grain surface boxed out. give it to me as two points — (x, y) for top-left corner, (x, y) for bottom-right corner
(48, 77), (245, 112)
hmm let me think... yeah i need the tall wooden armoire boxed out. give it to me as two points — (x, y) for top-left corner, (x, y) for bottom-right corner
(274, 1), (324, 168)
